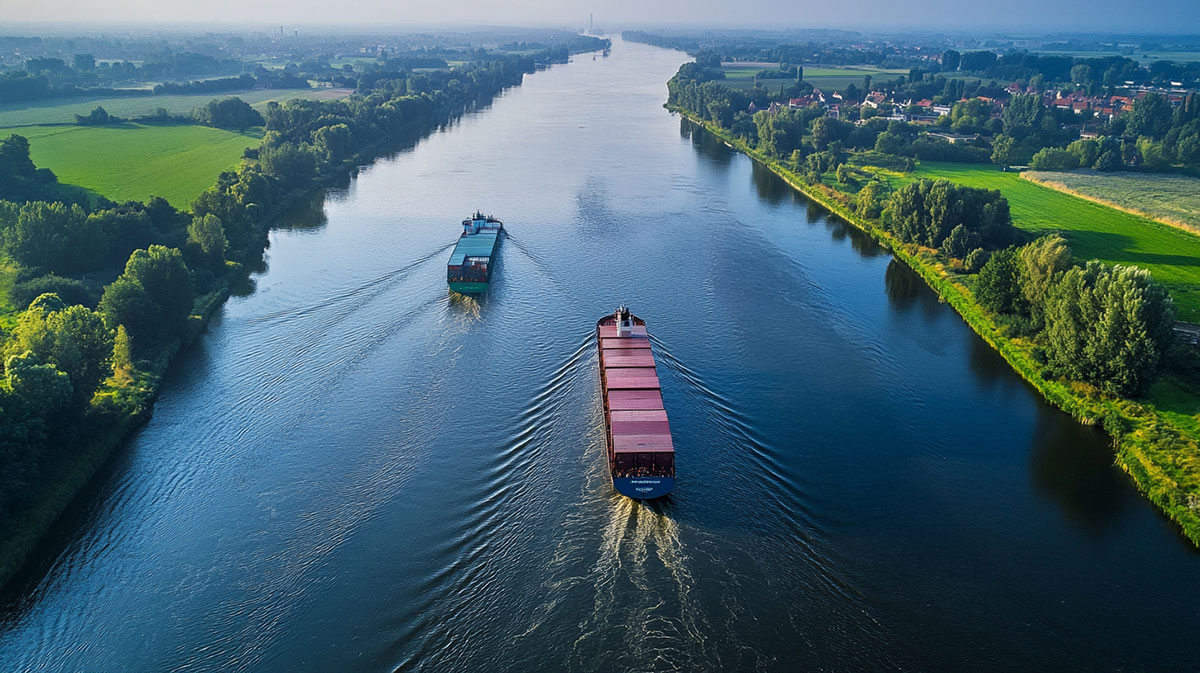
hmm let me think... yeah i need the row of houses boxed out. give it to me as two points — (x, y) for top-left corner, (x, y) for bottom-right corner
(748, 81), (1192, 138)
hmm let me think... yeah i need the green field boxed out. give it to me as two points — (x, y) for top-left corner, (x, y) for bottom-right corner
(2, 123), (260, 208)
(1031, 49), (1200, 64)
(0, 88), (351, 128)
(891, 162), (1200, 321)
(1024, 170), (1200, 231)
(720, 63), (905, 92)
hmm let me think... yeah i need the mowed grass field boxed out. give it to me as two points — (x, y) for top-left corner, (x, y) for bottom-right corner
(894, 162), (1200, 321)
(3, 123), (261, 208)
(1023, 170), (1200, 232)
(719, 63), (905, 92)
(0, 88), (351, 128)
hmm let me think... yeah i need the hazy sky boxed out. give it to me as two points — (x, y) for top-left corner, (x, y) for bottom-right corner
(3, 0), (1198, 33)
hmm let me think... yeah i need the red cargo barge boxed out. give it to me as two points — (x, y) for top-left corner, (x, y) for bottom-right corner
(597, 306), (675, 499)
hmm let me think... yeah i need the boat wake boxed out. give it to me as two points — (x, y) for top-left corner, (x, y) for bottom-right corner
(569, 495), (716, 672)
(512, 431), (717, 672)
(245, 241), (456, 326)
(500, 230), (579, 303)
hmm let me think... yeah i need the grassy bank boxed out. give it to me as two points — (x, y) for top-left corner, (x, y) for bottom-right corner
(0, 175), (318, 589)
(673, 108), (1200, 546)
(863, 162), (1200, 323)
(4, 123), (261, 208)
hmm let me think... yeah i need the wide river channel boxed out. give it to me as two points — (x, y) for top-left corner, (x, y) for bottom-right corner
(2, 38), (1199, 673)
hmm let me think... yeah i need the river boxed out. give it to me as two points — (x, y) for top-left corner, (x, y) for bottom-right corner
(1, 37), (1198, 673)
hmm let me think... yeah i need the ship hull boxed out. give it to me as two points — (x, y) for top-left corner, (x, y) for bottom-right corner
(613, 476), (675, 499)
(597, 312), (676, 500)
(448, 281), (490, 294)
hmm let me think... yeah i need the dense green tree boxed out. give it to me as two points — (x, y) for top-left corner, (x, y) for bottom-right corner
(313, 123), (352, 163)
(4, 350), (71, 419)
(259, 142), (318, 189)
(1066, 138), (1101, 167)
(1043, 261), (1175, 396)
(1136, 136), (1170, 170)
(975, 247), (1025, 315)
(990, 134), (1016, 166)
(5, 299), (112, 406)
(10, 274), (98, 309)
(1029, 147), (1079, 171)
(810, 116), (848, 151)
(754, 109), (805, 158)
(874, 131), (905, 155)
(3, 201), (106, 273)
(0, 134), (37, 184)
(193, 97), (264, 131)
(88, 207), (159, 268)
(707, 99), (733, 127)
(885, 179), (1013, 250)
(1002, 95), (1044, 139)
(949, 98), (994, 134)
(100, 246), (193, 350)
(1094, 148), (1122, 171)
(45, 304), (115, 404)
(941, 223), (981, 259)
(187, 213), (227, 270)
(98, 277), (155, 350)
(74, 106), (113, 126)
(855, 181), (888, 220)
(1016, 234), (1071, 328)
(111, 325), (134, 383)
(964, 248), (989, 273)
(1126, 93), (1174, 141)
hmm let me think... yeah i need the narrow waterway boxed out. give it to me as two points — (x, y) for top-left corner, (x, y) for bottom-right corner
(1, 38), (1197, 673)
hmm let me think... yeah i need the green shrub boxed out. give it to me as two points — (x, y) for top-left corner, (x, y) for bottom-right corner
(10, 274), (100, 309)
(964, 247), (989, 273)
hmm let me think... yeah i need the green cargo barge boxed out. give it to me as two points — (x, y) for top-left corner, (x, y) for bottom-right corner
(447, 211), (503, 294)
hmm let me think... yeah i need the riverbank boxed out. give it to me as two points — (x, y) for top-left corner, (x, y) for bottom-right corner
(0, 70), (569, 591)
(672, 107), (1200, 546)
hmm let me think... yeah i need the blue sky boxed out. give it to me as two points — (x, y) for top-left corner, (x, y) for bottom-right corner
(4, 0), (1198, 33)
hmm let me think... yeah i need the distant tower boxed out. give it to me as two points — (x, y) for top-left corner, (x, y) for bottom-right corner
(588, 12), (593, 34)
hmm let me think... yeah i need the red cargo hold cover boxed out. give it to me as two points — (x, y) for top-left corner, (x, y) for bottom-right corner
(605, 371), (661, 390)
(603, 353), (657, 368)
(607, 389), (664, 410)
(612, 434), (675, 453)
(610, 420), (671, 435)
